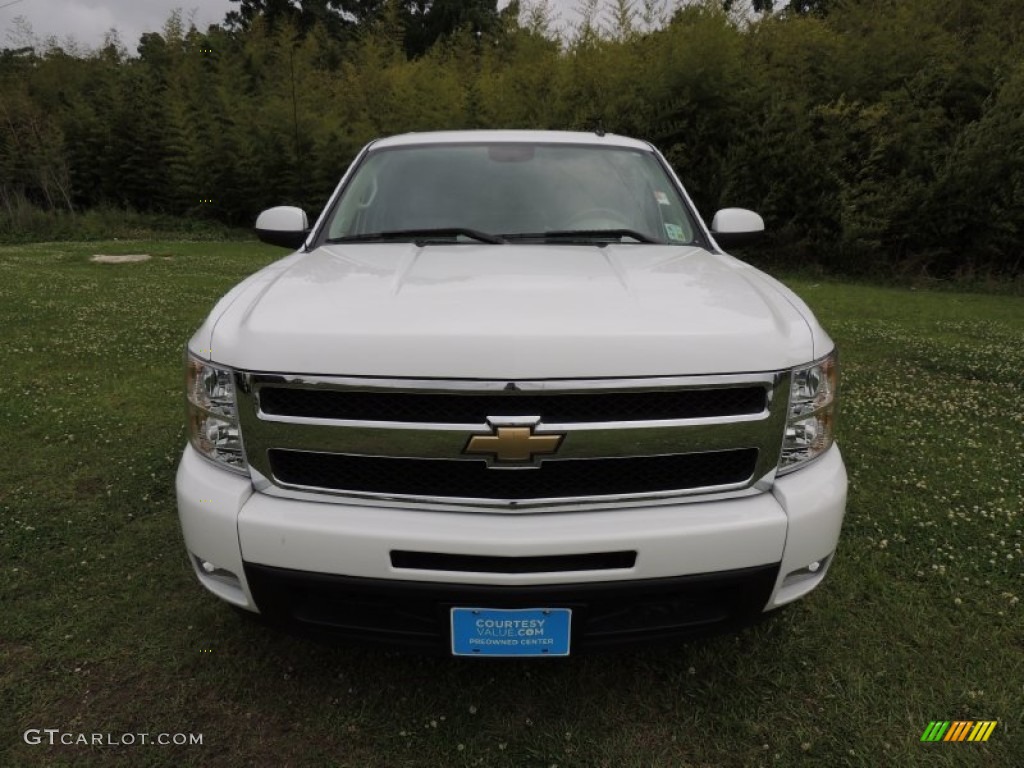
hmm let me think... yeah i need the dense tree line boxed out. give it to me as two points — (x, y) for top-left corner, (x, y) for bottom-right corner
(1, 0), (1022, 278)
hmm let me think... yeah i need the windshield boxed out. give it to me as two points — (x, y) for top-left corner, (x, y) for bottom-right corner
(324, 143), (699, 245)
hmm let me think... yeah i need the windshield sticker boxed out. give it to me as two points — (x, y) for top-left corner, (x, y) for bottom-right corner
(654, 191), (671, 206)
(664, 223), (686, 241)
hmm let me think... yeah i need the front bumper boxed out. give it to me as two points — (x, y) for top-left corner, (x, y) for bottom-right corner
(176, 445), (847, 649)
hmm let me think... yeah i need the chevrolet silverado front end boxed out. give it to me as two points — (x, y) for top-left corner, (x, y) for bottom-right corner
(177, 130), (847, 655)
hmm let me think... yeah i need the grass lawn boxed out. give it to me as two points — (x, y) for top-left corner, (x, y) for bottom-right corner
(1, 241), (1021, 767)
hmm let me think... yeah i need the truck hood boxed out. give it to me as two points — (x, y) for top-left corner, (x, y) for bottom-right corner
(199, 244), (822, 378)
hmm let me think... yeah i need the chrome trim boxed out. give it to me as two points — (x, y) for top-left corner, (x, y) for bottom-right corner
(236, 371), (790, 511)
(241, 418), (773, 461)
(248, 470), (770, 514)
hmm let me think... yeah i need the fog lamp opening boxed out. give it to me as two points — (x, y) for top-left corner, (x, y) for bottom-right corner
(782, 554), (833, 587)
(193, 556), (241, 587)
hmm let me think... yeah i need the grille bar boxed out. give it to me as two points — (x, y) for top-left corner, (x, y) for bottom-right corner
(268, 448), (759, 501)
(258, 386), (767, 424)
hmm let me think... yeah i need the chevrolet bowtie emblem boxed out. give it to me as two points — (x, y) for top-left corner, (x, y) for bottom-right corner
(465, 424), (564, 466)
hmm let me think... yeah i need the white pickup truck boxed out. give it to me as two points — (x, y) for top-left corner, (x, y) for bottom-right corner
(177, 130), (846, 656)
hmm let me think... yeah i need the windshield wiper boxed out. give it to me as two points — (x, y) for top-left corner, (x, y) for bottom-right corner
(327, 228), (506, 245)
(503, 229), (661, 245)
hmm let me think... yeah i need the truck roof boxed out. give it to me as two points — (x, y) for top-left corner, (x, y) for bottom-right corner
(370, 130), (654, 151)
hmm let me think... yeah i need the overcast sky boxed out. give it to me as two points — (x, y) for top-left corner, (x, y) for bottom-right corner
(1, 0), (591, 52)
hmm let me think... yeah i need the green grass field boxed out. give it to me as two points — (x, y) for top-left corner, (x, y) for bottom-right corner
(1, 241), (1021, 767)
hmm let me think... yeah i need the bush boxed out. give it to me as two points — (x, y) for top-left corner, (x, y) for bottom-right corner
(0, 198), (250, 243)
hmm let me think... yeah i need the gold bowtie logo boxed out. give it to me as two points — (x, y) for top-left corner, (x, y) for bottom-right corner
(465, 425), (564, 465)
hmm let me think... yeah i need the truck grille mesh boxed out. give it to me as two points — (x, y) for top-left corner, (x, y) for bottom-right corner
(258, 386), (766, 424)
(267, 448), (758, 500)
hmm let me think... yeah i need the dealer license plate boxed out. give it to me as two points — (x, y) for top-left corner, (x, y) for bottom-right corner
(450, 608), (572, 657)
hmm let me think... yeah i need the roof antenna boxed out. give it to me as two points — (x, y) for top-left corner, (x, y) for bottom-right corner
(594, 118), (605, 137)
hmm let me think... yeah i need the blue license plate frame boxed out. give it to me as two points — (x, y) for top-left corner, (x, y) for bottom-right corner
(450, 607), (572, 657)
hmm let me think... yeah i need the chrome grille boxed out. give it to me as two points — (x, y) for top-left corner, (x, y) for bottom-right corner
(236, 373), (789, 510)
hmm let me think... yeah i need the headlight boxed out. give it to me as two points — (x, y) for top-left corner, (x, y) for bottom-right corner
(185, 353), (247, 473)
(779, 350), (838, 474)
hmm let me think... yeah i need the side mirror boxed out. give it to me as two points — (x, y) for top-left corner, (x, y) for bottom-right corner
(710, 208), (765, 249)
(255, 206), (310, 249)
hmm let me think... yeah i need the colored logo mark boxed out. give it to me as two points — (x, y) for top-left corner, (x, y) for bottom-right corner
(921, 721), (997, 742)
